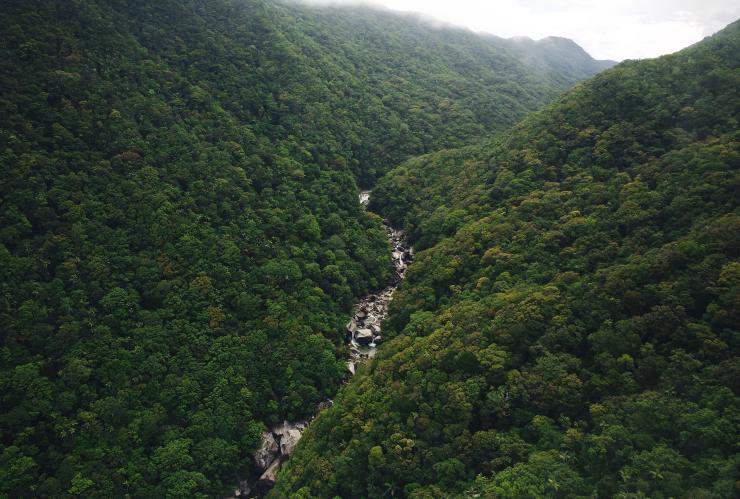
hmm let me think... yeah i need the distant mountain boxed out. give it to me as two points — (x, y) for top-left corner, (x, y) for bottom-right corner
(272, 19), (740, 499)
(274, 0), (615, 183)
(506, 35), (617, 86)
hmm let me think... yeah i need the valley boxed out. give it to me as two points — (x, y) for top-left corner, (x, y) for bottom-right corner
(0, 1), (737, 498)
(239, 190), (412, 497)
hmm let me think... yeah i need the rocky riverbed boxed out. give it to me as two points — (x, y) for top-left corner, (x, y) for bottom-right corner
(230, 191), (411, 498)
(346, 191), (412, 374)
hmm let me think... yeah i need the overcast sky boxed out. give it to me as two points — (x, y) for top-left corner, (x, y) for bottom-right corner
(298, 0), (740, 60)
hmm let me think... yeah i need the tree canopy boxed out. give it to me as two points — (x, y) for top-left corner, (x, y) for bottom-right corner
(0, 0), (614, 496)
(272, 20), (740, 499)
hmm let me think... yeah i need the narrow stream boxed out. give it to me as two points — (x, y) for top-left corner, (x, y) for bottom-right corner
(231, 191), (412, 498)
(346, 190), (412, 373)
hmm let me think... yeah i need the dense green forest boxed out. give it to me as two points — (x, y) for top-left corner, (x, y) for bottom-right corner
(272, 21), (740, 498)
(0, 0), (612, 497)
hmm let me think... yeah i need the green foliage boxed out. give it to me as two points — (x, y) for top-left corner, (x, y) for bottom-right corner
(273, 20), (740, 498)
(0, 0), (609, 496)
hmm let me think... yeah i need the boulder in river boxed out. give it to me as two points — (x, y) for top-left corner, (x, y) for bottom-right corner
(355, 328), (373, 345)
(278, 428), (302, 456)
(253, 431), (279, 471)
(229, 480), (251, 498)
(273, 421), (306, 457)
(258, 457), (282, 488)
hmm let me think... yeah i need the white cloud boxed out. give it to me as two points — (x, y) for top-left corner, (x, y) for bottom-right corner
(295, 0), (740, 60)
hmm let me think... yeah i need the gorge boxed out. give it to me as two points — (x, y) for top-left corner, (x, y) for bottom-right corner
(0, 1), (737, 497)
(238, 190), (412, 497)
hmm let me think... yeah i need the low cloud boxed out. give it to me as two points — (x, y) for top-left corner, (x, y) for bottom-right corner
(289, 0), (740, 60)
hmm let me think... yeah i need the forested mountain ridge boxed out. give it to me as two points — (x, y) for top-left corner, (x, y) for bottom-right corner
(504, 35), (615, 88)
(0, 1), (387, 496)
(271, 20), (740, 498)
(270, 0), (614, 183)
(0, 0), (611, 497)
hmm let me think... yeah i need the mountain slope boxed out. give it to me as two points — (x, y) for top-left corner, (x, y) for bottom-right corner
(271, 21), (740, 499)
(271, 0), (615, 183)
(0, 0), (610, 497)
(505, 35), (616, 88)
(0, 1), (388, 497)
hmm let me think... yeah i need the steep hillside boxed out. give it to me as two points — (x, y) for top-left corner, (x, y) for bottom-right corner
(0, 0), (610, 497)
(269, 0), (614, 183)
(0, 1), (386, 497)
(272, 21), (740, 498)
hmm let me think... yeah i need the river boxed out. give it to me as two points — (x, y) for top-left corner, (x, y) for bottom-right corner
(231, 190), (412, 498)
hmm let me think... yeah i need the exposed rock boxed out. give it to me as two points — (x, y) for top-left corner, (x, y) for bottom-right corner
(253, 431), (279, 471)
(346, 319), (357, 332)
(359, 190), (370, 206)
(346, 202), (410, 361)
(279, 428), (302, 456)
(347, 360), (355, 375)
(258, 457), (282, 487)
(273, 421), (306, 457)
(232, 480), (251, 497)
(355, 328), (374, 345)
(317, 399), (333, 411)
